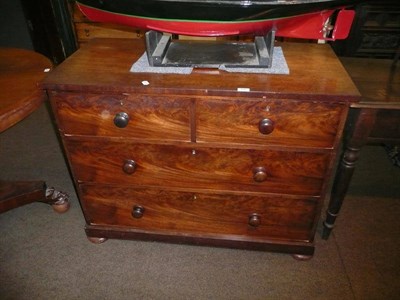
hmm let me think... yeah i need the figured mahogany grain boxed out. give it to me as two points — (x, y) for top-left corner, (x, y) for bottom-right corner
(66, 139), (329, 196)
(196, 97), (345, 148)
(45, 39), (361, 255)
(80, 185), (317, 241)
(51, 91), (191, 141)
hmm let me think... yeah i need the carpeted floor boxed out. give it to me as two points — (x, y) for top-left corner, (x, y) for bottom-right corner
(0, 99), (399, 299)
(1, 1), (399, 298)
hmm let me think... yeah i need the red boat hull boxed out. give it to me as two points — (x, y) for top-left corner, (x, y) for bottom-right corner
(78, 4), (355, 40)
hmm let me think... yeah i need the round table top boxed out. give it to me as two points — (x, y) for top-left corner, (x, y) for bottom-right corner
(0, 48), (52, 133)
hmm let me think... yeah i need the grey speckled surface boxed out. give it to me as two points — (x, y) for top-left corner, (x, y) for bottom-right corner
(130, 47), (289, 75)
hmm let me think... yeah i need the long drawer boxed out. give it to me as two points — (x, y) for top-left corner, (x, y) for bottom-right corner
(80, 185), (318, 242)
(66, 140), (330, 196)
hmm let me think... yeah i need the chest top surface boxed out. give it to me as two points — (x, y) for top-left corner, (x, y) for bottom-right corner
(42, 38), (360, 102)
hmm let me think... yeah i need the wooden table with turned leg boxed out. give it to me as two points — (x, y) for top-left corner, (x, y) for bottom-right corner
(322, 57), (400, 239)
(0, 48), (69, 214)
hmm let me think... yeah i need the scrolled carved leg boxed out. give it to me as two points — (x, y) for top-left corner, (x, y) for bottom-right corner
(43, 187), (70, 213)
(0, 181), (70, 214)
(0, 181), (45, 213)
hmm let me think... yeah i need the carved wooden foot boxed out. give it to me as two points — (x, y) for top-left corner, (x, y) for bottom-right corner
(43, 187), (70, 213)
(0, 181), (70, 214)
(292, 254), (313, 261)
(87, 236), (108, 244)
(52, 200), (70, 213)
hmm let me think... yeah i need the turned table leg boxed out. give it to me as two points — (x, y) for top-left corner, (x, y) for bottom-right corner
(322, 145), (361, 239)
(322, 108), (376, 239)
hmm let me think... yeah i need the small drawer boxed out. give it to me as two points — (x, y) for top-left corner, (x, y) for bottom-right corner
(50, 91), (191, 142)
(196, 98), (345, 148)
(66, 140), (330, 196)
(80, 185), (318, 242)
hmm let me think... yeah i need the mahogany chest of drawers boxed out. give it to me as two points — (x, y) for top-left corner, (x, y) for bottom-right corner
(43, 38), (360, 258)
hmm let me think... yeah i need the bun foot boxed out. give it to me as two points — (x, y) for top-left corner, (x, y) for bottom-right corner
(292, 254), (313, 261)
(87, 237), (108, 244)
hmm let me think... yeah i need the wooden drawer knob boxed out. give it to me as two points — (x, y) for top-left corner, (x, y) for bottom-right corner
(258, 118), (274, 135)
(253, 166), (268, 182)
(123, 159), (137, 174)
(132, 205), (145, 218)
(248, 213), (261, 227)
(114, 112), (130, 128)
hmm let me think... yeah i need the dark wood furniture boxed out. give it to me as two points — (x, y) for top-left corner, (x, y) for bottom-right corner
(19, 0), (77, 64)
(323, 57), (400, 239)
(0, 48), (69, 214)
(332, 1), (400, 59)
(70, 1), (145, 48)
(42, 38), (360, 258)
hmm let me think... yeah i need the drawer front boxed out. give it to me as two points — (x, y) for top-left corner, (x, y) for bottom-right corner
(50, 92), (191, 141)
(80, 185), (318, 241)
(66, 140), (330, 196)
(196, 98), (345, 148)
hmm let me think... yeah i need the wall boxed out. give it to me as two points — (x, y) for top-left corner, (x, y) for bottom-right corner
(0, 0), (33, 49)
